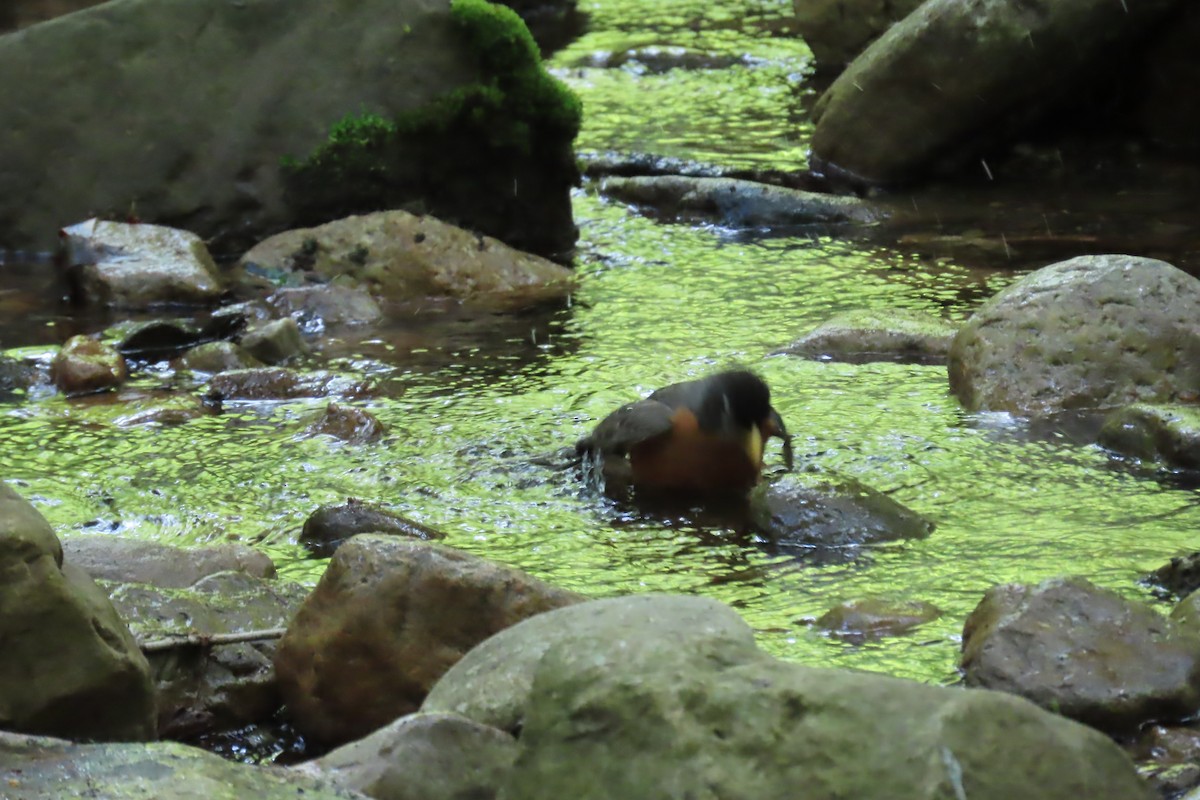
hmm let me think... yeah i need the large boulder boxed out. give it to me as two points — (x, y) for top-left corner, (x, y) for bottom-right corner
(427, 594), (1151, 800)
(0, 732), (369, 800)
(949, 255), (1200, 414)
(810, 0), (1179, 185)
(0, 482), (156, 741)
(236, 210), (575, 309)
(275, 536), (583, 744)
(961, 577), (1200, 734)
(0, 0), (579, 258)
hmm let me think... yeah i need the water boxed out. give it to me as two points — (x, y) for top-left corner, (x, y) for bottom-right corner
(2, 0), (1199, 690)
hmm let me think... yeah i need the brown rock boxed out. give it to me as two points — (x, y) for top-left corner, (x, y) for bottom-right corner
(814, 596), (941, 643)
(50, 335), (128, 396)
(961, 577), (1200, 733)
(275, 536), (583, 744)
(206, 367), (372, 401)
(306, 404), (386, 446)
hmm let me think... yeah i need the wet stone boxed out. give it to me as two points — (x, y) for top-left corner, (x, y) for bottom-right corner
(1098, 403), (1200, 469)
(50, 335), (128, 396)
(306, 403), (386, 446)
(814, 596), (942, 643)
(206, 367), (372, 401)
(240, 317), (310, 365)
(300, 500), (445, 559)
(777, 308), (955, 364)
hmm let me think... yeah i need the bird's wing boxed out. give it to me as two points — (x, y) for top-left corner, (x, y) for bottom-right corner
(576, 398), (677, 456)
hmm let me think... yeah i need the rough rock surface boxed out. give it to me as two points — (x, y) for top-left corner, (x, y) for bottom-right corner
(791, 0), (922, 73)
(0, 482), (155, 741)
(298, 712), (517, 800)
(237, 211), (574, 309)
(961, 577), (1200, 733)
(59, 220), (224, 308)
(0, 0), (575, 256)
(777, 308), (955, 364)
(266, 285), (384, 328)
(61, 536), (275, 588)
(949, 255), (1200, 414)
(50, 335), (128, 395)
(810, 0), (1179, 185)
(275, 536), (583, 744)
(240, 317), (310, 365)
(0, 732), (369, 800)
(750, 472), (934, 557)
(1098, 403), (1200, 469)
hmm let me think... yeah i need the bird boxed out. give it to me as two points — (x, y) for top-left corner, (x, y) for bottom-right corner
(576, 370), (793, 497)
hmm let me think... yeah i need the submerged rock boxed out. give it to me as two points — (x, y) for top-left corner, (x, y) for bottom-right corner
(50, 335), (128, 396)
(961, 577), (1200, 734)
(300, 500), (442, 559)
(0, 482), (155, 741)
(206, 367), (372, 401)
(813, 596), (942, 643)
(0, 732), (368, 800)
(297, 711), (517, 800)
(238, 211), (574, 309)
(275, 536), (582, 744)
(949, 255), (1200, 415)
(598, 175), (881, 226)
(750, 472), (934, 557)
(777, 308), (955, 364)
(305, 404), (387, 447)
(810, 0), (1179, 185)
(59, 219), (224, 308)
(1098, 403), (1200, 469)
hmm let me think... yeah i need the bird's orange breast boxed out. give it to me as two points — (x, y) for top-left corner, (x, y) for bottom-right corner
(628, 408), (762, 494)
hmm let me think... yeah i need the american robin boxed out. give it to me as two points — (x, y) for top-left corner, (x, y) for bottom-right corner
(576, 370), (794, 496)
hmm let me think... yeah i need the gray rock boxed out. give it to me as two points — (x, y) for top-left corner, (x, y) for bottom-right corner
(241, 317), (310, 365)
(777, 308), (955, 364)
(275, 536), (583, 744)
(949, 255), (1200, 414)
(59, 219), (224, 308)
(1149, 554), (1200, 600)
(61, 536), (275, 588)
(300, 500), (443, 559)
(1098, 403), (1200, 469)
(0, 732), (369, 800)
(180, 340), (263, 374)
(237, 211), (574, 309)
(103, 570), (308, 738)
(0, 0), (577, 257)
(449, 594), (1152, 800)
(50, 335), (128, 395)
(750, 472), (934, 556)
(299, 712), (517, 800)
(0, 482), (155, 741)
(810, 0), (1179, 185)
(267, 285), (385, 328)
(961, 577), (1200, 734)
(598, 175), (881, 226)
(791, 0), (922, 73)
(424, 595), (762, 733)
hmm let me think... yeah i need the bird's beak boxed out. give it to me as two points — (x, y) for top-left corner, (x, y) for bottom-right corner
(763, 410), (794, 471)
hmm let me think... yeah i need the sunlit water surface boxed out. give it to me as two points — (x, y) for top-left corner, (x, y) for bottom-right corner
(2, 0), (1199, 687)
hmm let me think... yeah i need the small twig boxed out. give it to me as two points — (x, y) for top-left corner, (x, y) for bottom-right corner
(138, 627), (287, 653)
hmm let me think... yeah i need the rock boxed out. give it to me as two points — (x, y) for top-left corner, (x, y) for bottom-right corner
(206, 367), (372, 401)
(0, 732), (369, 800)
(306, 404), (387, 446)
(237, 210), (574, 309)
(1, 1), (105, 31)
(297, 712), (517, 800)
(114, 314), (247, 363)
(948, 255), (1200, 414)
(814, 596), (942, 643)
(1171, 589), (1200, 632)
(0, 0), (579, 258)
(961, 577), (1200, 734)
(777, 308), (955, 364)
(1137, 3), (1200, 152)
(750, 472), (934, 557)
(432, 594), (1151, 800)
(299, 501), (445, 559)
(266, 285), (384, 329)
(275, 536), (583, 744)
(1098, 403), (1200, 469)
(1148, 553), (1200, 600)
(0, 354), (47, 399)
(61, 536), (275, 588)
(112, 393), (214, 427)
(791, 0), (922, 73)
(50, 335), (127, 395)
(0, 482), (155, 741)
(104, 571), (308, 738)
(810, 0), (1179, 185)
(240, 317), (310, 365)
(424, 595), (762, 732)
(598, 175), (881, 226)
(59, 220), (224, 308)
(180, 341), (263, 374)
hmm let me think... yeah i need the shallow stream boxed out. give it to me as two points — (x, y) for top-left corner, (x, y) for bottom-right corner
(2, 0), (1200, 689)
